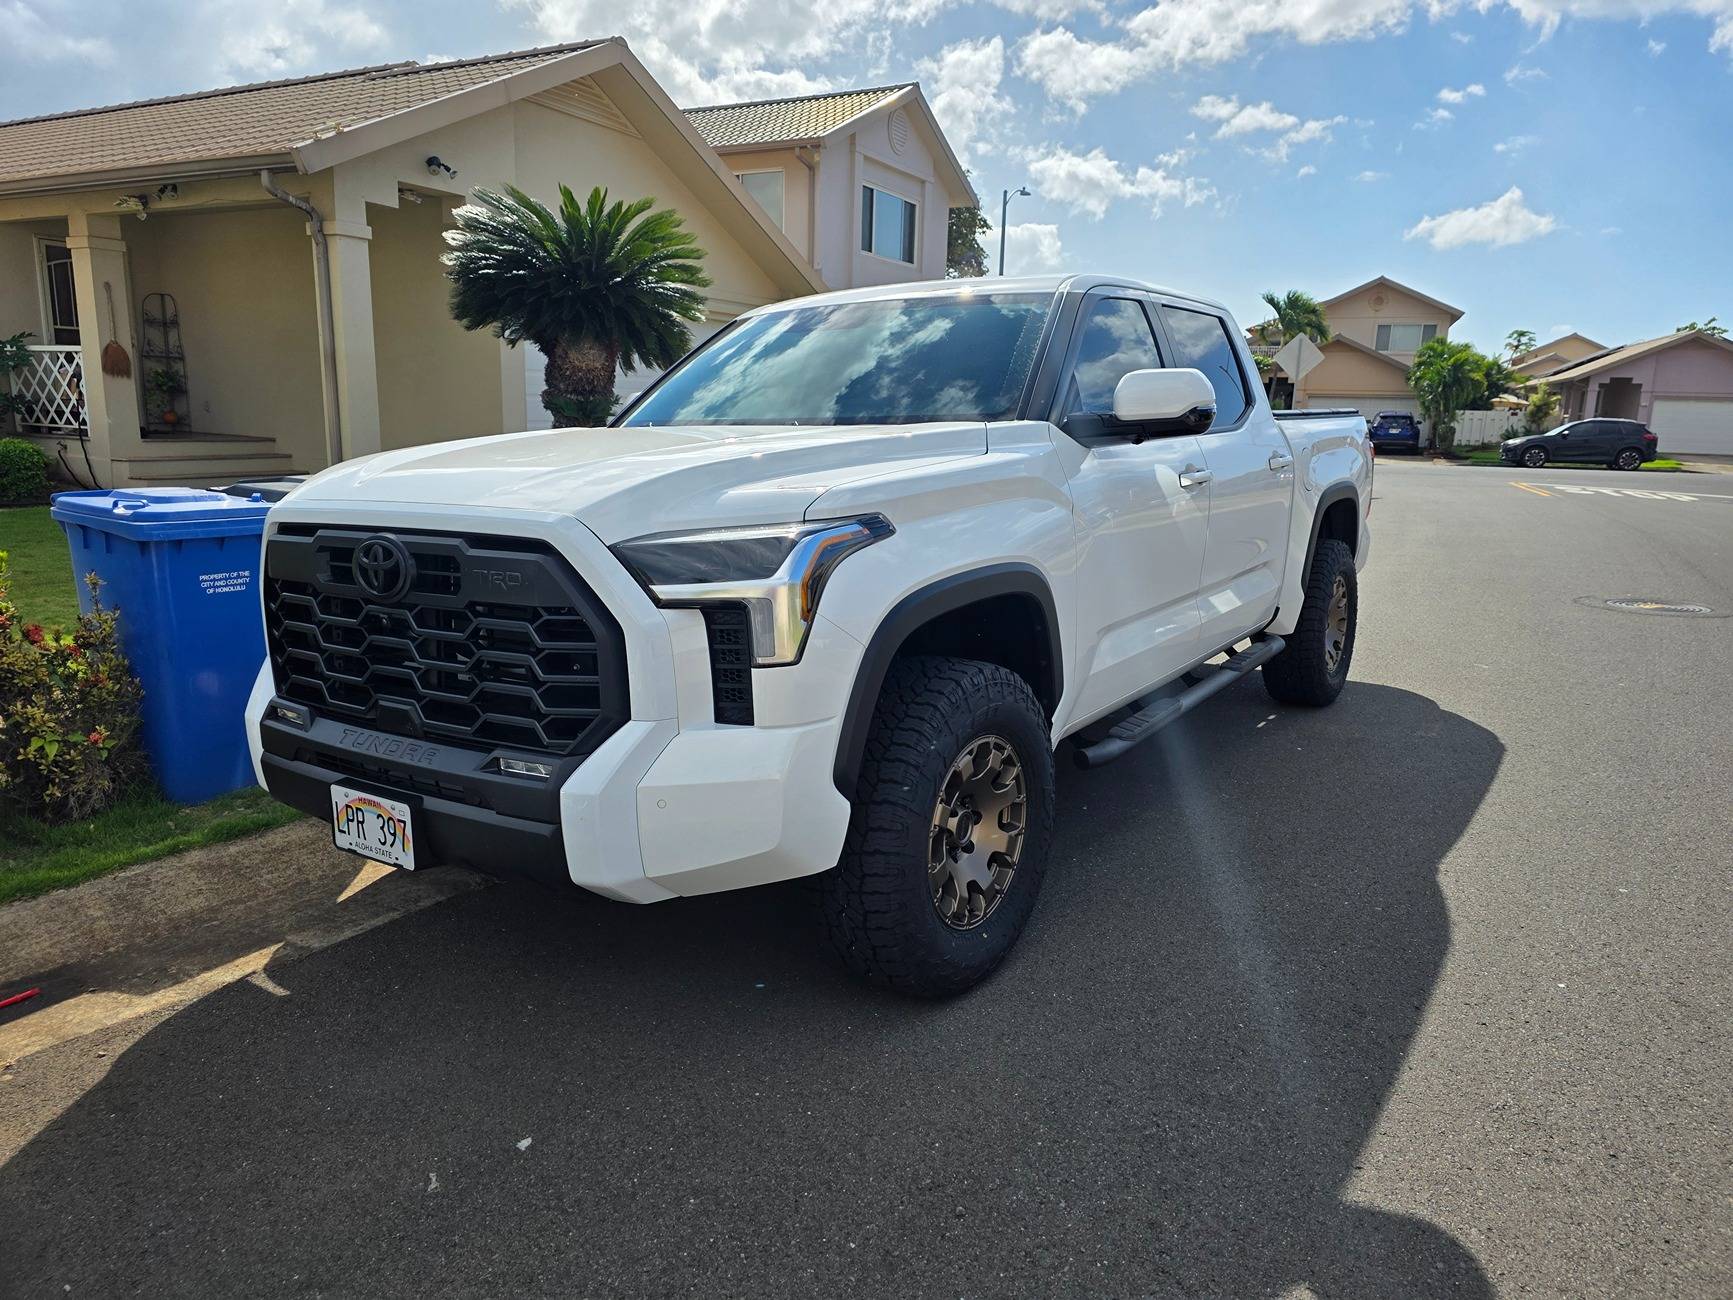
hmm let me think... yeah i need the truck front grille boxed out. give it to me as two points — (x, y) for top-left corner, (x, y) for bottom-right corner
(264, 526), (628, 759)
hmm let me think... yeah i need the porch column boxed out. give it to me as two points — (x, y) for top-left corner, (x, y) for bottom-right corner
(65, 211), (144, 485)
(320, 218), (382, 459)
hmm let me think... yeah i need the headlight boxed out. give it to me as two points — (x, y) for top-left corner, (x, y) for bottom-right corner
(612, 515), (894, 666)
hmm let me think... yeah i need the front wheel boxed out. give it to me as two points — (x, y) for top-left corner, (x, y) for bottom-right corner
(1522, 446), (1548, 468)
(1613, 447), (1644, 471)
(1263, 539), (1357, 707)
(818, 656), (1055, 997)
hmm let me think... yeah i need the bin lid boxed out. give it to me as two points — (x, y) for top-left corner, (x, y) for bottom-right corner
(50, 487), (272, 540)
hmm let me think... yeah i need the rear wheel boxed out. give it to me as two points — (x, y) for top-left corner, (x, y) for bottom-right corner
(1263, 539), (1357, 707)
(1522, 446), (1548, 468)
(1613, 447), (1643, 471)
(818, 656), (1055, 997)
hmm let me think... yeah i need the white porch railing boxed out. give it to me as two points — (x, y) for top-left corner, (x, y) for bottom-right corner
(13, 345), (88, 436)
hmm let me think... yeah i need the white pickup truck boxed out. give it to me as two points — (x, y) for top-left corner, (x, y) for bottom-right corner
(246, 275), (1370, 995)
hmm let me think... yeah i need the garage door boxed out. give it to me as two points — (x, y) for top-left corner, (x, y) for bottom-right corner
(1649, 398), (1733, 456)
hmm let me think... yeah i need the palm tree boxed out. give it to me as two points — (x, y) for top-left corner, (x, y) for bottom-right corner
(1258, 290), (1332, 347)
(1505, 328), (1537, 360)
(1407, 338), (1485, 452)
(444, 184), (711, 427)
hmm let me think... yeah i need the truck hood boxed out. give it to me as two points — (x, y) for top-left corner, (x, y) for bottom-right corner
(284, 422), (987, 543)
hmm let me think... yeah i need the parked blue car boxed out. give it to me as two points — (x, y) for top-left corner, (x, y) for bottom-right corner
(1368, 411), (1422, 453)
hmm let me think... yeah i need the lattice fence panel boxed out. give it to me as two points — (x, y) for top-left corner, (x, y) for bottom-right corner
(15, 346), (88, 435)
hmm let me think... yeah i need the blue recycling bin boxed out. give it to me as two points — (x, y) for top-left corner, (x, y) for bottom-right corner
(49, 487), (273, 803)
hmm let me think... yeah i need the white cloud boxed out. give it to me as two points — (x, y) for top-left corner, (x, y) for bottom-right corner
(1504, 61), (1549, 83)
(1415, 106), (1454, 129)
(0, 0), (115, 63)
(1016, 0), (1733, 114)
(917, 36), (1008, 165)
(1296, 164), (1318, 177)
(1648, 37), (1667, 52)
(1023, 145), (1212, 218)
(1451, 29), (1474, 41)
(1356, 169), (1390, 181)
(1494, 133), (1539, 153)
(1405, 186), (1558, 249)
(1600, 225), (1622, 235)
(213, 0), (387, 79)
(1190, 94), (1298, 136)
(995, 222), (1066, 273)
(1436, 82), (1486, 103)
(511, 0), (952, 104)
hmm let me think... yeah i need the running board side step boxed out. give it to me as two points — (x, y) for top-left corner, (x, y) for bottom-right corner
(1072, 636), (1286, 769)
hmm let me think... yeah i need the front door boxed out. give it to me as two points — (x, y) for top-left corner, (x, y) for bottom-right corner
(1159, 302), (1293, 651)
(1055, 294), (1209, 726)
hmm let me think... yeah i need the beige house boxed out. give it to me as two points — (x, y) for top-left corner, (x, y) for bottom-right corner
(1509, 331), (1607, 379)
(686, 85), (974, 290)
(1289, 276), (1466, 427)
(0, 42), (839, 488)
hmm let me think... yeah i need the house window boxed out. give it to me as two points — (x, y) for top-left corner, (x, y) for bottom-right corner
(1375, 322), (1438, 352)
(735, 170), (785, 231)
(860, 185), (916, 263)
(41, 242), (80, 345)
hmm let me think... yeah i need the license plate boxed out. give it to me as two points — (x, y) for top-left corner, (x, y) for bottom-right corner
(330, 785), (415, 870)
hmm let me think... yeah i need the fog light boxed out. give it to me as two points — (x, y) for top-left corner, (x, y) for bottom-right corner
(498, 757), (554, 779)
(274, 703), (309, 727)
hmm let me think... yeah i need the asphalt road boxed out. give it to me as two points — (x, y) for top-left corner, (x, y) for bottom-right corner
(3, 459), (1730, 1298)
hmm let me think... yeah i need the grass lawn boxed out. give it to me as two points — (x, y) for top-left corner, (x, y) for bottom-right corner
(0, 505), (80, 629)
(0, 787), (303, 906)
(1458, 449), (1685, 469)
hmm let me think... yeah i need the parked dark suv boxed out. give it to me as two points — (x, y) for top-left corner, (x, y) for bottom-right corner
(1368, 410), (1423, 453)
(1500, 418), (1659, 470)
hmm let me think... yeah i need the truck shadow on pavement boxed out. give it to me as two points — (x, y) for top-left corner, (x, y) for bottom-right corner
(0, 683), (1502, 1299)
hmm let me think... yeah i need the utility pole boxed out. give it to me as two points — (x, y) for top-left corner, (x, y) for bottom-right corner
(999, 186), (1031, 276)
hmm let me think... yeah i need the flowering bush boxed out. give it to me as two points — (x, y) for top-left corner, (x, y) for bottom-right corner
(0, 552), (145, 821)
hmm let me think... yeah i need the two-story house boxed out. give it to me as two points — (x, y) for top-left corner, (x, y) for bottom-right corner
(1283, 276), (1466, 431)
(686, 84), (975, 293)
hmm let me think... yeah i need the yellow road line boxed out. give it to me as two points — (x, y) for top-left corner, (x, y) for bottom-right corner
(1512, 482), (1553, 498)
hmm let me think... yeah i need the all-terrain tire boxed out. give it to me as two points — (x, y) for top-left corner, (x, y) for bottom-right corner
(817, 656), (1056, 997)
(1262, 538), (1357, 707)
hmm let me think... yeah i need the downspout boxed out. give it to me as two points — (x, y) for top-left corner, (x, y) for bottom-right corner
(795, 145), (821, 277)
(260, 170), (342, 466)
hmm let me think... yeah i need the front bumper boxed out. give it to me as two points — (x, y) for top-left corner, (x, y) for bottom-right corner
(245, 501), (858, 904)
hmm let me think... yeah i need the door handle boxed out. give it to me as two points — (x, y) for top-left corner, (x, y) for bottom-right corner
(1179, 465), (1213, 490)
(1268, 453), (1295, 472)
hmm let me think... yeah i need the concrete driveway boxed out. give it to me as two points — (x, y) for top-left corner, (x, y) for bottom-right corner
(0, 459), (1728, 1298)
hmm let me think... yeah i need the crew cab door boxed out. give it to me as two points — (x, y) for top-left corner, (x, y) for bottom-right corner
(1049, 294), (1209, 725)
(1157, 302), (1294, 650)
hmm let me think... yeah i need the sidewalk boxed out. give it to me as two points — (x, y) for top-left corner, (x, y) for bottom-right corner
(0, 820), (486, 1068)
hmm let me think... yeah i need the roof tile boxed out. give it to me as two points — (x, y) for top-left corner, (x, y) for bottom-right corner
(685, 85), (910, 149)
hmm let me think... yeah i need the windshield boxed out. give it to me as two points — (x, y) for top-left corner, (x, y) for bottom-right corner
(619, 292), (1054, 427)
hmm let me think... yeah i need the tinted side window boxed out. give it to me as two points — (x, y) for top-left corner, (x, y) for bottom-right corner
(1162, 306), (1252, 426)
(1064, 298), (1162, 418)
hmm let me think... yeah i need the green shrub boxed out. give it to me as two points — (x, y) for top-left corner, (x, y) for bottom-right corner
(0, 437), (50, 505)
(0, 553), (146, 822)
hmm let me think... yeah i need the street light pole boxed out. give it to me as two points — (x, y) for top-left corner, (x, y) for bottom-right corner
(999, 185), (1031, 276)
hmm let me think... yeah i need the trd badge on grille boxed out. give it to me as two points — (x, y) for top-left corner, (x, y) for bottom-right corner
(353, 535), (415, 601)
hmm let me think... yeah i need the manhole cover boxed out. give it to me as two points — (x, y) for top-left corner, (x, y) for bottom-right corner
(1575, 596), (1722, 617)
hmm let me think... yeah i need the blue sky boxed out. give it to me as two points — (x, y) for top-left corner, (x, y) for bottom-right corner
(4, 0), (1729, 351)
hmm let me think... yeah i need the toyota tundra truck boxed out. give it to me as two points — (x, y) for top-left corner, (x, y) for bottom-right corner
(246, 275), (1371, 996)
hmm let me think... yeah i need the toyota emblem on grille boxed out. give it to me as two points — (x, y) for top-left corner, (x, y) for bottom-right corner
(353, 535), (414, 601)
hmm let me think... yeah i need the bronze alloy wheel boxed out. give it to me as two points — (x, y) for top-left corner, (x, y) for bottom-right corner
(929, 735), (1027, 930)
(1324, 573), (1350, 675)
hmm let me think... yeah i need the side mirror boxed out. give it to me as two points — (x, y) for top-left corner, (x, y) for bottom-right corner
(1111, 368), (1217, 437)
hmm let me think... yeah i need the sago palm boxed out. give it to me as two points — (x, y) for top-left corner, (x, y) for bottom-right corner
(444, 184), (711, 427)
(1258, 289), (1331, 346)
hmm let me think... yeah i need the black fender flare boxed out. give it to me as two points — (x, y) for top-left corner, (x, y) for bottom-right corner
(1301, 482), (1361, 581)
(831, 563), (1063, 797)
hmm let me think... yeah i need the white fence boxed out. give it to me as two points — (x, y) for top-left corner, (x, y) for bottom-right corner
(1450, 409), (1523, 448)
(13, 345), (88, 435)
